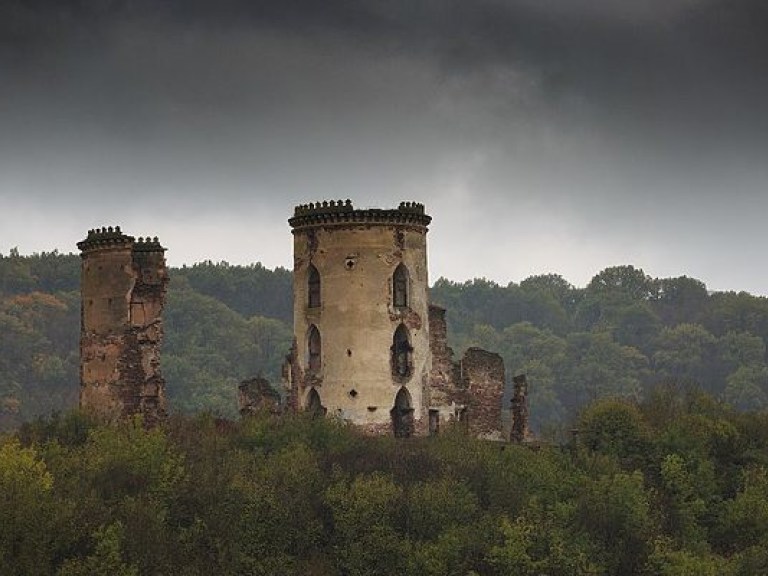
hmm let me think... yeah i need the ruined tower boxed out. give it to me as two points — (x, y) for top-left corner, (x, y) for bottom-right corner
(284, 200), (506, 439)
(287, 200), (432, 436)
(78, 227), (168, 424)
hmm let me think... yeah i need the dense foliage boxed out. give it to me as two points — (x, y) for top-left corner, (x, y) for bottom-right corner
(4, 250), (768, 436)
(4, 392), (768, 575)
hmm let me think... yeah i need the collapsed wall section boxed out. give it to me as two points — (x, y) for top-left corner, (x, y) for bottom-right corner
(427, 305), (506, 439)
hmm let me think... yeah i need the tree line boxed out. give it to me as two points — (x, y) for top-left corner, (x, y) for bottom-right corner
(3, 250), (768, 434)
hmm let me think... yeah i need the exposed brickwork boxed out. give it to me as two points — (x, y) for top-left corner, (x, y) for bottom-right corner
(78, 228), (168, 425)
(454, 348), (505, 439)
(427, 305), (459, 406)
(426, 305), (506, 439)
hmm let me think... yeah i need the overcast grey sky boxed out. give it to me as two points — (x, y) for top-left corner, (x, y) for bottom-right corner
(2, 0), (767, 293)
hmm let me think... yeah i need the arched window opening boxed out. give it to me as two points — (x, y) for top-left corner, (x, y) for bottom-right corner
(393, 263), (409, 308)
(306, 388), (325, 418)
(391, 387), (414, 438)
(308, 264), (321, 308)
(391, 324), (412, 379)
(308, 325), (321, 373)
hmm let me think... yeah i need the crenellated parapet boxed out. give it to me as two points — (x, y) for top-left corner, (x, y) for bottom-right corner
(132, 236), (165, 253)
(289, 200), (431, 230)
(77, 226), (134, 253)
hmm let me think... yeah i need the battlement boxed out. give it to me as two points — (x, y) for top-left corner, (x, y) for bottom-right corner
(77, 226), (134, 252)
(289, 200), (431, 230)
(132, 236), (165, 253)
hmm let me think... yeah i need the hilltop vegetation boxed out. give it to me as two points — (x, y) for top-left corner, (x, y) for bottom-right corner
(4, 393), (768, 575)
(3, 249), (768, 433)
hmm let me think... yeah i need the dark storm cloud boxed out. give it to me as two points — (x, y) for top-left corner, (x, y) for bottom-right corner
(4, 0), (766, 153)
(1, 0), (767, 291)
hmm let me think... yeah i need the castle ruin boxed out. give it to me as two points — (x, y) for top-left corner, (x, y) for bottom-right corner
(78, 204), (510, 438)
(77, 226), (168, 425)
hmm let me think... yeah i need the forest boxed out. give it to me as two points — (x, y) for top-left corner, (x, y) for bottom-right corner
(3, 248), (768, 434)
(4, 394), (768, 575)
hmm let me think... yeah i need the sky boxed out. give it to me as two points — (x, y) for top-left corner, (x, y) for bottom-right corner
(2, 0), (767, 294)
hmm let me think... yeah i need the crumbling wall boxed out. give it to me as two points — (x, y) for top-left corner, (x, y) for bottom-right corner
(427, 305), (465, 431)
(427, 305), (454, 405)
(455, 348), (505, 439)
(427, 307), (507, 438)
(78, 229), (168, 425)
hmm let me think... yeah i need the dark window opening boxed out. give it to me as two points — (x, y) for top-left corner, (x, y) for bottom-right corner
(306, 388), (325, 418)
(429, 410), (440, 436)
(391, 387), (414, 438)
(393, 263), (409, 308)
(308, 264), (321, 308)
(308, 325), (321, 372)
(391, 324), (413, 379)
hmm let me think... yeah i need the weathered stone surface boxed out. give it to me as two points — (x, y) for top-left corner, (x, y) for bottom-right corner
(78, 228), (168, 425)
(454, 348), (505, 439)
(284, 202), (507, 439)
(287, 201), (432, 431)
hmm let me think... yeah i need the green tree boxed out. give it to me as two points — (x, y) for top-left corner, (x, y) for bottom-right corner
(653, 324), (717, 391)
(563, 332), (649, 409)
(654, 276), (709, 327)
(326, 473), (407, 576)
(577, 470), (656, 574)
(57, 522), (138, 576)
(578, 398), (652, 470)
(0, 439), (56, 576)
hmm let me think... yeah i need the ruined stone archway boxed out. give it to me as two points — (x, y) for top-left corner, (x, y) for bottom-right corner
(391, 386), (414, 438)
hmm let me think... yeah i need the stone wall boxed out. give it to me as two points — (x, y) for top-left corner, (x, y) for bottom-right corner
(454, 348), (505, 439)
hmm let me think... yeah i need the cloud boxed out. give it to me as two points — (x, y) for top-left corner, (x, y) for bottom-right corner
(1, 0), (767, 293)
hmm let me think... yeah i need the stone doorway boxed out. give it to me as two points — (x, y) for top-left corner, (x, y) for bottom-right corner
(306, 387), (325, 418)
(391, 387), (414, 438)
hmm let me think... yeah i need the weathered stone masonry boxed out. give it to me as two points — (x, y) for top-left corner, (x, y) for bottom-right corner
(76, 204), (510, 439)
(428, 305), (506, 439)
(78, 227), (168, 425)
(284, 200), (507, 439)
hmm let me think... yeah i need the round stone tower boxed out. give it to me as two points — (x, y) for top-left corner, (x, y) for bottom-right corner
(78, 227), (168, 424)
(288, 200), (432, 436)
